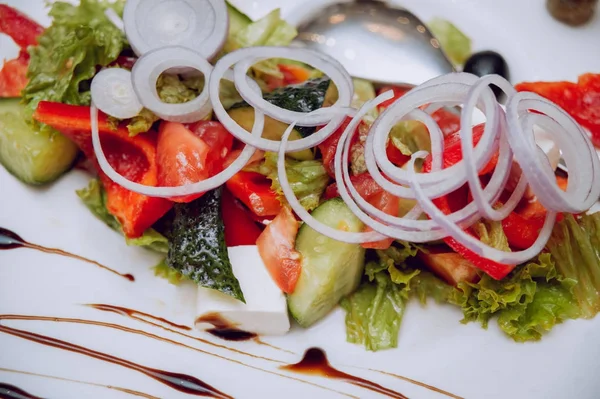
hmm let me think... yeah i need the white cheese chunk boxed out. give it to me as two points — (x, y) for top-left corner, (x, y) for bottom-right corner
(195, 245), (290, 335)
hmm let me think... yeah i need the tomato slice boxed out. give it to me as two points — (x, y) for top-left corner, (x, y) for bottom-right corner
(157, 121), (234, 203)
(502, 176), (568, 250)
(156, 122), (211, 203)
(187, 120), (234, 174)
(256, 206), (302, 294)
(516, 74), (600, 147)
(0, 51), (29, 97)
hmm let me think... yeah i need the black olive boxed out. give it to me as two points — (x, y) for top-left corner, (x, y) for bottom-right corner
(463, 51), (510, 98)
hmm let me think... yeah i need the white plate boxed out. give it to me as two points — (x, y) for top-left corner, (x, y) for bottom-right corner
(1, 1), (600, 398)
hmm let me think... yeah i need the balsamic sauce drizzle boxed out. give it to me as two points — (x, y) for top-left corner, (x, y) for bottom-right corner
(0, 321), (231, 398)
(0, 227), (133, 281)
(195, 312), (258, 342)
(87, 303), (286, 363)
(282, 348), (408, 399)
(367, 369), (463, 399)
(0, 383), (43, 399)
(0, 368), (158, 399)
(0, 316), (350, 398)
(0, 229), (458, 399)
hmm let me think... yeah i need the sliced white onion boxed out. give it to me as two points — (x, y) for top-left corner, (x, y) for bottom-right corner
(406, 153), (557, 264)
(277, 106), (384, 244)
(90, 68), (143, 119)
(208, 47), (352, 153)
(506, 92), (600, 213)
(131, 46), (213, 123)
(123, 0), (228, 59)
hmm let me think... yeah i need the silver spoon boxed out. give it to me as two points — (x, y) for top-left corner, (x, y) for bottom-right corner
(293, 0), (454, 86)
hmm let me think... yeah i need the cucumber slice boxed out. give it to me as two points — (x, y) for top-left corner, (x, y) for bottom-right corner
(0, 98), (78, 185)
(288, 198), (366, 327)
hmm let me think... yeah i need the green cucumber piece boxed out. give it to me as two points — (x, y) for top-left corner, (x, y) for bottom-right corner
(227, 78), (332, 161)
(166, 188), (245, 302)
(0, 98), (78, 185)
(288, 198), (366, 327)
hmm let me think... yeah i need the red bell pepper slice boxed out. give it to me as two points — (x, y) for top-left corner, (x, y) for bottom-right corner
(256, 206), (302, 294)
(221, 188), (263, 247)
(516, 74), (600, 147)
(422, 124), (514, 280)
(225, 171), (282, 217)
(33, 101), (173, 238)
(317, 117), (357, 178)
(0, 4), (44, 49)
(422, 124), (498, 176)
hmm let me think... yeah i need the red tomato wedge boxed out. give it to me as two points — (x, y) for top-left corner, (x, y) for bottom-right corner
(256, 206), (302, 294)
(157, 121), (233, 203)
(157, 122), (211, 203)
(0, 51), (29, 97)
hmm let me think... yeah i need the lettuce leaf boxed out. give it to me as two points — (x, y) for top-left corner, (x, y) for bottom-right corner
(547, 213), (600, 318)
(156, 73), (204, 104)
(24, 0), (126, 128)
(427, 18), (472, 67)
(342, 242), (450, 351)
(389, 120), (431, 156)
(76, 179), (168, 254)
(247, 152), (329, 211)
(223, 8), (297, 88)
(450, 213), (600, 342)
(341, 270), (406, 351)
(472, 218), (511, 252)
(126, 108), (160, 136)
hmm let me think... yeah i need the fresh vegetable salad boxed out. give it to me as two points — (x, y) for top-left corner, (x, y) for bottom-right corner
(1, 0), (600, 352)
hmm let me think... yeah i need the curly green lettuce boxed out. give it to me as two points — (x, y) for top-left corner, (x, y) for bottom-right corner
(23, 0), (126, 128)
(451, 213), (600, 342)
(341, 243), (450, 351)
(76, 179), (169, 254)
(247, 152), (329, 211)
